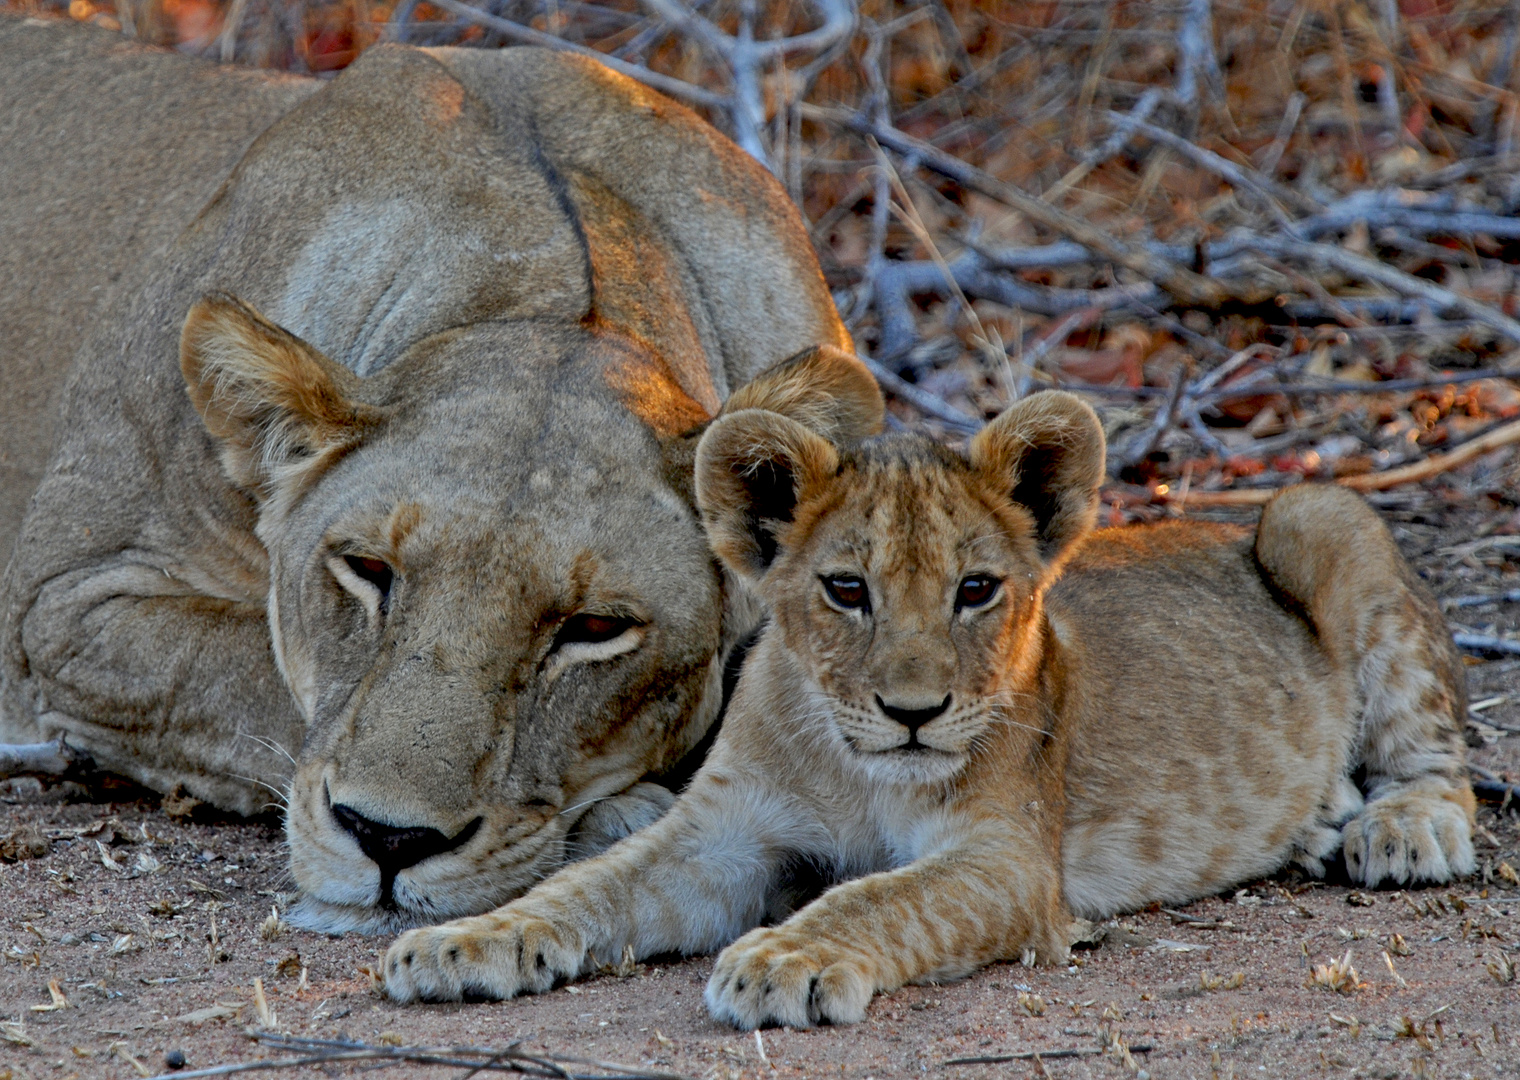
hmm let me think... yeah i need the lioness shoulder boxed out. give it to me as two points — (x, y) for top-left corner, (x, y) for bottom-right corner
(382, 390), (1474, 1029)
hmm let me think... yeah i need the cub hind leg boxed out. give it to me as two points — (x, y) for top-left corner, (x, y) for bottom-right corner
(1255, 485), (1475, 887)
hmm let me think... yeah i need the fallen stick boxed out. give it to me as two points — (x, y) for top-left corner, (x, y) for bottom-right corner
(946, 1044), (1154, 1066)
(1161, 416), (1520, 507)
(0, 738), (96, 784)
(1449, 589), (1520, 608)
(1454, 633), (1520, 656)
(1245, 234), (1520, 346)
(145, 1031), (700, 1080)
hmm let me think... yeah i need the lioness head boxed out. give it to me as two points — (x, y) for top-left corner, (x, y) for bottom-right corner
(179, 294), (881, 932)
(695, 392), (1105, 785)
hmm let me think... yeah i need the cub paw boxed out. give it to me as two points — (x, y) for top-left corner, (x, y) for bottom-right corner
(705, 928), (875, 1029)
(1343, 791), (1475, 887)
(384, 911), (584, 1004)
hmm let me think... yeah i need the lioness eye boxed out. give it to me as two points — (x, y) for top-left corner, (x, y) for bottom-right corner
(344, 555), (394, 600)
(822, 576), (869, 611)
(555, 613), (637, 648)
(956, 576), (999, 610)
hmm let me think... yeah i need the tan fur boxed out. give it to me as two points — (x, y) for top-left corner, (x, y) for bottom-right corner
(382, 390), (1474, 1027)
(0, 15), (871, 935)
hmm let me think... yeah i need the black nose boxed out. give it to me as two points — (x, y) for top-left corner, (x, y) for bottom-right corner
(876, 694), (952, 733)
(331, 802), (481, 906)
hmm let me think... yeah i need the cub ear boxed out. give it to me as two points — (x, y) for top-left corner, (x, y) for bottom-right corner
(969, 391), (1106, 563)
(723, 345), (885, 443)
(180, 293), (385, 499)
(694, 409), (839, 584)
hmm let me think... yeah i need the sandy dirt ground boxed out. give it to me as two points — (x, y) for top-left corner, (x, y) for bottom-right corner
(2, 504), (1519, 1080)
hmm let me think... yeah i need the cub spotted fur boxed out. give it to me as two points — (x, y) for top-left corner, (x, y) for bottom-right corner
(384, 391), (1474, 1028)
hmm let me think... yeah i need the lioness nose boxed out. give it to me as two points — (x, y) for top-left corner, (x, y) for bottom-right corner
(876, 694), (952, 733)
(330, 803), (482, 878)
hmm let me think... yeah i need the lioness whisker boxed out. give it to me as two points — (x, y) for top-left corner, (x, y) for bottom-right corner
(232, 773), (292, 807)
(237, 731), (298, 768)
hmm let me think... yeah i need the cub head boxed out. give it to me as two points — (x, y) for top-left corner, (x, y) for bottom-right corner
(695, 392), (1105, 785)
(179, 293), (882, 932)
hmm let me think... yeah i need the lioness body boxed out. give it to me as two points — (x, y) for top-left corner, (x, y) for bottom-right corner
(384, 394), (1474, 1028)
(0, 15), (856, 934)
(0, 15), (316, 558)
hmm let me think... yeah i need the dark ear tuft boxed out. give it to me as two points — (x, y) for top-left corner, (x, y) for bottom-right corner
(724, 345), (884, 443)
(969, 391), (1105, 563)
(694, 410), (839, 583)
(180, 292), (384, 499)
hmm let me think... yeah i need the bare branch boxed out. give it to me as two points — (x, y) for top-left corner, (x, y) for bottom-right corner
(427, 0), (727, 110)
(640, 0), (857, 168)
(802, 104), (1234, 307)
(0, 738), (96, 784)
(1244, 233), (1520, 347)
(1112, 112), (1324, 217)
(858, 354), (982, 433)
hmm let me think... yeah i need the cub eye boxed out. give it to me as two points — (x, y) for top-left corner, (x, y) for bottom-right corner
(344, 555), (394, 600)
(956, 576), (1000, 610)
(555, 613), (638, 648)
(822, 576), (869, 611)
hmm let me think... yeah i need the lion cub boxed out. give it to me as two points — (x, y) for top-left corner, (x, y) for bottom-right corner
(385, 391), (1474, 1028)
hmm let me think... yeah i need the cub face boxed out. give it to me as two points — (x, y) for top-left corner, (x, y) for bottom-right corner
(696, 394), (1106, 786)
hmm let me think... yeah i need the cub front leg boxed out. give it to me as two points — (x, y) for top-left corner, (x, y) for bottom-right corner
(385, 776), (805, 1003)
(705, 842), (1068, 1029)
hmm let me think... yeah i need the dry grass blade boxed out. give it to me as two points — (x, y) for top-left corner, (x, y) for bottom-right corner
(1305, 950), (1365, 994)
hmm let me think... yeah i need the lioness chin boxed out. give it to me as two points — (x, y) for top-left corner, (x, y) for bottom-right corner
(383, 390), (1474, 1028)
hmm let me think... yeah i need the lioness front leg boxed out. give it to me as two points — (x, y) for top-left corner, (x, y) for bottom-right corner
(3, 558), (303, 815)
(1256, 486), (1475, 886)
(384, 774), (810, 1002)
(706, 842), (1069, 1029)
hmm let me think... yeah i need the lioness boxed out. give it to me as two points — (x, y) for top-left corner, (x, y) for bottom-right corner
(0, 15), (868, 933)
(383, 390), (1474, 1028)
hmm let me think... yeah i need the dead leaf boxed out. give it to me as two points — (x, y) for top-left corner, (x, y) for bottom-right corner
(1199, 971), (1246, 991)
(161, 788), (204, 821)
(97, 840), (123, 873)
(0, 824), (49, 862)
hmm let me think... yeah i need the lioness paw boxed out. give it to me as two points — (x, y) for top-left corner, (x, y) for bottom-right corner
(1343, 792), (1475, 888)
(384, 913), (584, 1004)
(705, 928), (874, 1029)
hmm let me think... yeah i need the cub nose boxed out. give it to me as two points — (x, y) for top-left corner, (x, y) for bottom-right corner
(330, 803), (482, 879)
(876, 694), (952, 733)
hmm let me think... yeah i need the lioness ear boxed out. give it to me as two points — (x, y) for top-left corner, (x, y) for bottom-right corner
(723, 345), (885, 443)
(969, 391), (1105, 563)
(695, 410), (839, 583)
(181, 293), (384, 498)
